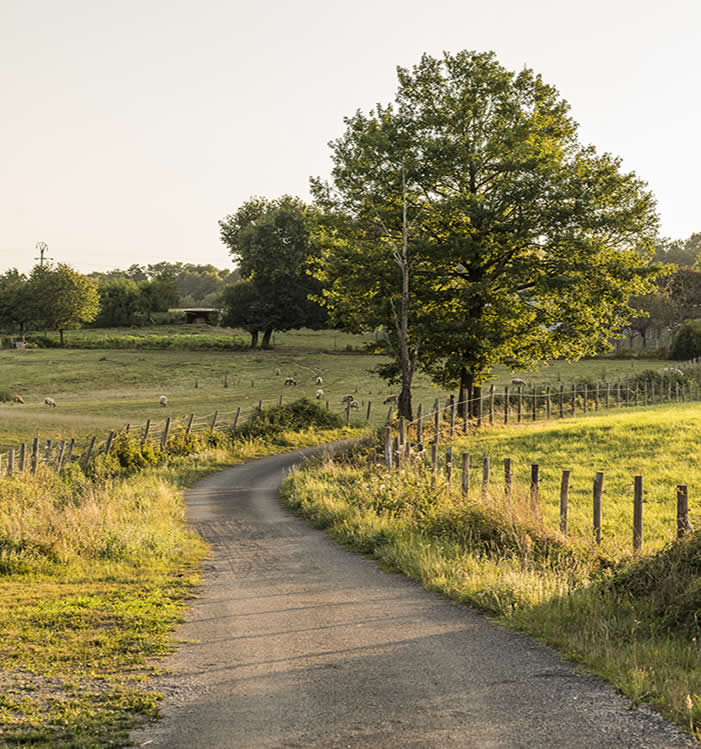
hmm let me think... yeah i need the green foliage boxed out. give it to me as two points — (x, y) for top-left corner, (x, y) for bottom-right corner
(237, 398), (344, 444)
(0, 389), (12, 402)
(670, 320), (701, 359)
(314, 49), (662, 408)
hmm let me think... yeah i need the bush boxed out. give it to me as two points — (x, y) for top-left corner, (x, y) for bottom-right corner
(237, 398), (344, 444)
(0, 390), (12, 402)
(669, 320), (701, 360)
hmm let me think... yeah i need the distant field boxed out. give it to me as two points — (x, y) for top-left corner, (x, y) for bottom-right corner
(0, 327), (675, 451)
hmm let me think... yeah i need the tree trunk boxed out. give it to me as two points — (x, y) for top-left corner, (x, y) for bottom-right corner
(250, 330), (259, 348)
(59, 328), (65, 346)
(261, 328), (273, 348)
(398, 382), (413, 422)
(457, 366), (473, 418)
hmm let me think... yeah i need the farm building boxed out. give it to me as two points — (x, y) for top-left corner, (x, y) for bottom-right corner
(182, 308), (220, 325)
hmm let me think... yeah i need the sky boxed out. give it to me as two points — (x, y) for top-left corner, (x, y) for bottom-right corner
(1, 0), (700, 276)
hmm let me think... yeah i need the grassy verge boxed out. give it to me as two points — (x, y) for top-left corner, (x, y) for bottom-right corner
(0, 400), (366, 747)
(281, 406), (701, 742)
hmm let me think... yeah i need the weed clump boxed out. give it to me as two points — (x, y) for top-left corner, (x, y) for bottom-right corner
(237, 398), (344, 444)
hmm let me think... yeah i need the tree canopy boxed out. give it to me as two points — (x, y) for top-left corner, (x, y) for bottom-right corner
(313, 50), (661, 417)
(219, 195), (327, 347)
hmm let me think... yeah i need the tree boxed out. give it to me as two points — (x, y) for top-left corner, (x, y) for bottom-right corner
(655, 233), (701, 267)
(93, 277), (144, 327)
(0, 269), (32, 334)
(219, 196), (327, 347)
(29, 263), (99, 344)
(220, 278), (267, 348)
(313, 50), (661, 418)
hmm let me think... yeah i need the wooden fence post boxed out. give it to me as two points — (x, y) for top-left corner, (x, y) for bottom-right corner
(257, 400), (262, 415)
(546, 386), (551, 420)
(530, 464), (540, 507)
(593, 471), (604, 545)
(617, 380), (622, 407)
(504, 457), (512, 498)
(384, 427), (392, 467)
(142, 420), (151, 443)
(583, 384), (588, 414)
(531, 387), (537, 421)
(643, 383), (648, 407)
(366, 401), (372, 422)
(606, 383), (610, 410)
(571, 384), (576, 416)
(677, 485), (692, 538)
(279, 394), (283, 407)
(385, 405), (393, 423)
(517, 386), (523, 423)
(433, 404), (440, 444)
(185, 413), (194, 435)
(560, 470), (570, 535)
(481, 455), (490, 498)
(504, 386), (510, 425)
(82, 436), (96, 469)
(44, 439), (52, 465)
(416, 404), (423, 449)
(104, 431), (115, 455)
(7, 449), (14, 476)
(161, 419), (170, 448)
(449, 395), (455, 437)
(65, 438), (75, 466)
(462, 391), (469, 433)
(232, 406), (241, 432)
(19, 443), (26, 472)
(594, 383), (599, 412)
(461, 453), (470, 497)
(559, 384), (564, 418)
(393, 436), (401, 468)
(445, 446), (453, 487)
(431, 443), (438, 483)
(633, 475), (643, 552)
(476, 389), (482, 428)
(31, 437), (39, 475)
(211, 410), (218, 431)
(55, 441), (66, 472)
(399, 417), (405, 447)
(489, 384), (495, 425)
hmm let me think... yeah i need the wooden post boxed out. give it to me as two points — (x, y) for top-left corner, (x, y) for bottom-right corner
(593, 471), (604, 545)
(633, 475), (643, 552)
(105, 431), (115, 455)
(449, 394), (455, 438)
(594, 383), (599, 412)
(232, 406), (241, 432)
(142, 420), (151, 443)
(546, 386), (551, 420)
(462, 391), (469, 433)
(385, 405), (393, 423)
(416, 404), (423, 449)
(82, 436), (96, 469)
(279, 394), (283, 407)
(504, 386), (510, 425)
(384, 427), (392, 467)
(476, 389), (482, 428)
(124, 423), (130, 434)
(675, 382), (680, 403)
(677, 485), (692, 538)
(530, 464), (540, 507)
(667, 379), (672, 402)
(393, 436), (401, 468)
(489, 384), (495, 425)
(445, 446), (453, 487)
(31, 437), (39, 475)
(481, 455), (490, 498)
(517, 386), (522, 423)
(19, 443), (26, 472)
(643, 383), (648, 407)
(431, 443), (438, 481)
(571, 384), (576, 416)
(185, 413), (194, 435)
(559, 384), (564, 418)
(606, 383), (610, 409)
(44, 439), (52, 464)
(366, 401), (372, 422)
(531, 387), (537, 421)
(65, 438), (74, 466)
(461, 453), (469, 496)
(7, 449), (14, 476)
(433, 406), (440, 444)
(504, 457), (512, 498)
(161, 419), (170, 448)
(559, 470), (570, 535)
(617, 380), (622, 407)
(210, 410), (218, 431)
(399, 417), (405, 447)
(257, 400), (262, 414)
(583, 384), (588, 414)
(55, 440), (66, 472)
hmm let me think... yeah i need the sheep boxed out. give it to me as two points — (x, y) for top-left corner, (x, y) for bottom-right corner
(350, 399), (360, 409)
(383, 394), (398, 404)
(341, 394), (354, 405)
(44, 397), (56, 408)
(159, 395), (168, 407)
(315, 376), (323, 385)
(275, 367), (281, 376)
(661, 367), (684, 377)
(315, 388), (324, 400)
(511, 378), (527, 387)
(284, 376), (297, 386)
(14, 394), (24, 404)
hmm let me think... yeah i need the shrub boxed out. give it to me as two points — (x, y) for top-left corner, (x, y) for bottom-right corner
(237, 398), (344, 444)
(669, 320), (701, 360)
(0, 390), (12, 402)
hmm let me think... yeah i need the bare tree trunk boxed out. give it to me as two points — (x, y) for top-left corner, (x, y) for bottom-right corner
(59, 328), (65, 346)
(250, 330), (259, 348)
(261, 328), (273, 348)
(395, 167), (414, 420)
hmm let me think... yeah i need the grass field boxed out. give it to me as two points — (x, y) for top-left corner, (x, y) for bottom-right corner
(0, 327), (674, 452)
(283, 403), (701, 740)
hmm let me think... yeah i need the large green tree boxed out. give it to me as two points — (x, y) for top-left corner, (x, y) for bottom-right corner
(0, 269), (32, 334)
(219, 196), (327, 347)
(313, 50), (661, 418)
(29, 263), (99, 344)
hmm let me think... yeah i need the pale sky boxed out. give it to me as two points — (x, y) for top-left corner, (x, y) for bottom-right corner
(1, 0), (699, 275)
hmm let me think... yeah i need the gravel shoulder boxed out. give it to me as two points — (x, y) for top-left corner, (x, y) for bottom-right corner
(131, 446), (694, 748)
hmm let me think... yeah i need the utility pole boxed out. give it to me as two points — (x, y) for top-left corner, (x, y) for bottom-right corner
(34, 241), (52, 267)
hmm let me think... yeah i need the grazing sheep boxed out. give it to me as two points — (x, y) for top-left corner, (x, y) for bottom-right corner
(383, 394), (398, 404)
(341, 394), (354, 405)
(275, 367), (281, 376)
(284, 376), (297, 386)
(661, 367), (684, 376)
(159, 395), (168, 407)
(44, 397), (56, 408)
(14, 394), (24, 404)
(511, 378), (527, 387)
(315, 388), (324, 400)
(350, 399), (360, 409)
(315, 376), (323, 385)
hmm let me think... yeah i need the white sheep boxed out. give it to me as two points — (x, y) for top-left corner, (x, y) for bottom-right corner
(159, 395), (168, 407)
(383, 394), (398, 404)
(14, 394), (24, 404)
(275, 367), (281, 376)
(350, 399), (360, 409)
(341, 394), (354, 404)
(315, 376), (323, 385)
(315, 388), (324, 400)
(661, 367), (684, 376)
(511, 378), (527, 387)
(44, 397), (56, 408)
(285, 376), (297, 386)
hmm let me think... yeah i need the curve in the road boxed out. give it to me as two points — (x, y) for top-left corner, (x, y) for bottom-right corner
(132, 444), (694, 748)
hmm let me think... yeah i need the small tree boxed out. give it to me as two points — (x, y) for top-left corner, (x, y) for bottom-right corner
(30, 263), (99, 344)
(0, 269), (31, 335)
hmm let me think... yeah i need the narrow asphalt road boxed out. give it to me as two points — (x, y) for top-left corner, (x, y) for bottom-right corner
(132, 445), (694, 748)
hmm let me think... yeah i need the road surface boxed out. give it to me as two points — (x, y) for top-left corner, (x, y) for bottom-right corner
(132, 445), (693, 748)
